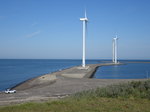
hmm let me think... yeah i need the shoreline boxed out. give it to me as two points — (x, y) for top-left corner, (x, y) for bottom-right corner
(1, 60), (149, 91)
(12, 63), (122, 90)
(10, 66), (73, 90)
(0, 62), (147, 106)
(10, 61), (148, 90)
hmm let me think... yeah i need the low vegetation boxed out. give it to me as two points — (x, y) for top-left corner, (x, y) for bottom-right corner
(0, 80), (150, 112)
(74, 79), (150, 99)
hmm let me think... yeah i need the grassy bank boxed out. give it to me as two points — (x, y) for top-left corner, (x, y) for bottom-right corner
(0, 80), (150, 112)
(74, 79), (150, 99)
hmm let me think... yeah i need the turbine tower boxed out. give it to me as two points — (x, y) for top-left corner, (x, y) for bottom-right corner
(112, 38), (115, 63)
(112, 35), (119, 64)
(80, 10), (88, 67)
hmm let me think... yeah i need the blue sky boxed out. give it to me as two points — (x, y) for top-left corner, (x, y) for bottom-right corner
(0, 0), (150, 59)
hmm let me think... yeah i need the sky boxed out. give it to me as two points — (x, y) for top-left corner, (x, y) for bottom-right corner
(0, 0), (150, 59)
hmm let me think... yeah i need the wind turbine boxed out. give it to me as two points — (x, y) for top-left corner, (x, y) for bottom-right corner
(112, 35), (119, 64)
(112, 38), (115, 63)
(80, 10), (88, 67)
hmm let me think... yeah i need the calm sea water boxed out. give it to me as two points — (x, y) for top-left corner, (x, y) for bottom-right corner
(0, 59), (150, 91)
(94, 60), (150, 79)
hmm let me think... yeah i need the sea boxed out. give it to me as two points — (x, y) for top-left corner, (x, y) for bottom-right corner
(0, 59), (150, 91)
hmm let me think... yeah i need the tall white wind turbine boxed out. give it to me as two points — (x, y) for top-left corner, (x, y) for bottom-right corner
(112, 35), (119, 64)
(112, 38), (115, 63)
(80, 10), (88, 67)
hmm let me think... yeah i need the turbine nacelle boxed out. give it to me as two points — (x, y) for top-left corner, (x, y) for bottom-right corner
(113, 38), (118, 40)
(80, 18), (88, 21)
(113, 35), (118, 40)
(80, 9), (88, 21)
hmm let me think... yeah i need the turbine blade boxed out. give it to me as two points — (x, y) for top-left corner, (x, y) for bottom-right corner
(85, 9), (87, 18)
(115, 35), (119, 39)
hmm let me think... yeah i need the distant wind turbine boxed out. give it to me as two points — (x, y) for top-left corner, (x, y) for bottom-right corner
(112, 35), (119, 64)
(80, 10), (88, 67)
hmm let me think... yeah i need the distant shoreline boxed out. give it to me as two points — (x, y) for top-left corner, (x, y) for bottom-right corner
(100, 61), (150, 63)
(125, 61), (150, 63)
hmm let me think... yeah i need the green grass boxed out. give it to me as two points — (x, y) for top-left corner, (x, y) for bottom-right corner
(0, 97), (150, 112)
(0, 80), (150, 112)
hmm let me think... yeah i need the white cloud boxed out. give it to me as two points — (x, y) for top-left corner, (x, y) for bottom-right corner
(26, 30), (41, 38)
